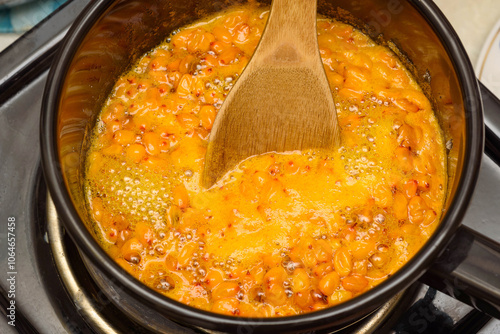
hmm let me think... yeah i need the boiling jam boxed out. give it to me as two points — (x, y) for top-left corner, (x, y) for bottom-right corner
(85, 3), (446, 316)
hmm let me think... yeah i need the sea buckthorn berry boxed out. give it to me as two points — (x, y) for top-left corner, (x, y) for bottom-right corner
(264, 267), (287, 287)
(142, 156), (166, 169)
(313, 263), (333, 278)
(248, 285), (265, 303)
(329, 290), (353, 306)
(421, 210), (437, 227)
(178, 241), (197, 267)
(252, 171), (272, 189)
(265, 284), (287, 306)
(165, 254), (178, 271)
(223, 12), (248, 31)
(149, 53), (171, 71)
(369, 252), (390, 269)
(394, 98), (419, 113)
(333, 247), (352, 277)
(393, 192), (408, 220)
(106, 227), (118, 243)
(176, 113), (200, 130)
(301, 246), (318, 268)
(414, 153), (436, 175)
(113, 130), (135, 145)
(102, 144), (123, 156)
(342, 274), (369, 293)
(203, 54), (219, 68)
(212, 282), (240, 300)
(328, 72), (344, 87)
(91, 197), (104, 222)
(373, 183), (393, 207)
(397, 124), (418, 150)
(404, 180), (418, 199)
(314, 239), (333, 263)
(142, 132), (162, 156)
(319, 271), (340, 296)
(177, 74), (195, 97)
(171, 29), (192, 49)
(259, 179), (283, 204)
(338, 87), (364, 100)
(179, 55), (196, 74)
(211, 298), (240, 315)
(415, 175), (431, 191)
(233, 23), (251, 45)
(167, 59), (181, 72)
(294, 289), (313, 309)
(267, 163), (281, 176)
(135, 222), (155, 246)
(199, 105), (217, 130)
(239, 179), (259, 201)
(171, 184), (190, 210)
(284, 160), (300, 174)
(339, 227), (356, 243)
(349, 240), (376, 261)
(210, 41), (231, 54)
(250, 265), (266, 285)
(101, 102), (125, 124)
(186, 29), (211, 53)
(110, 215), (129, 231)
(116, 229), (132, 248)
(292, 268), (310, 292)
(401, 223), (418, 236)
(125, 144), (146, 163)
(311, 289), (328, 305)
(408, 196), (428, 224)
(213, 26), (233, 43)
(167, 71), (182, 89)
(353, 260), (368, 275)
(121, 238), (144, 264)
(219, 46), (240, 64)
(394, 146), (413, 172)
(238, 302), (259, 317)
(344, 66), (370, 89)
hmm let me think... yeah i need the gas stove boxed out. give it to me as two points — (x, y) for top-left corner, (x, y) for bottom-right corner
(1, 1), (500, 333)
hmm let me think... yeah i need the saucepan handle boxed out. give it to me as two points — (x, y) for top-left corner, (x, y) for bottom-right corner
(481, 82), (500, 163)
(420, 82), (500, 319)
(421, 225), (500, 319)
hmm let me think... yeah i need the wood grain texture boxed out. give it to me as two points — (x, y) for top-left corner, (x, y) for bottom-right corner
(203, 0), (340, 187)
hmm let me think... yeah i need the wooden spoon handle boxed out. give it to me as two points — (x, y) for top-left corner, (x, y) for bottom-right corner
(252, 0), (320, 67)
(202, 0), (339, 188)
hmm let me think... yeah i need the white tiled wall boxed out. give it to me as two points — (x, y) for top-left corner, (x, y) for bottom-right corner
(435, 0), (500, 67)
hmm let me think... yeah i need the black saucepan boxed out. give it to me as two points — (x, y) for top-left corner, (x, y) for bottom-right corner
(40, 0), (500, 332)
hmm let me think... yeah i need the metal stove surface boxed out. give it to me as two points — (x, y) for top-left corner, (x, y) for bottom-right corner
(1, 1), (500, 333)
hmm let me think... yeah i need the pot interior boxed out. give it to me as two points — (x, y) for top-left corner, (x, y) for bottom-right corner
(44, 0), (482, 331)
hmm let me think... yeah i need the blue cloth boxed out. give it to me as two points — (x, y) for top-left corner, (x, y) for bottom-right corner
(0, 0), (67, 33)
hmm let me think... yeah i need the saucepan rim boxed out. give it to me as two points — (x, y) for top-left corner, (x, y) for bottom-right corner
(40, 0), (483, 332)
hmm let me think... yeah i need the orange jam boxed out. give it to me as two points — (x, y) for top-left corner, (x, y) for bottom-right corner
(85, 3), (446, 317)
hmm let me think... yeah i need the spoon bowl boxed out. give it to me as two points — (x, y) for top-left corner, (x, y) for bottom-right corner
(202, 0), (340, 187)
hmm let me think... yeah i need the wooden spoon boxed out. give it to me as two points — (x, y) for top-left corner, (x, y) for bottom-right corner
(202, 0), (340, 188)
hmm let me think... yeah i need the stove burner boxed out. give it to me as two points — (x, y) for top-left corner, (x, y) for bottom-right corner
(1, 0), (500, 332)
